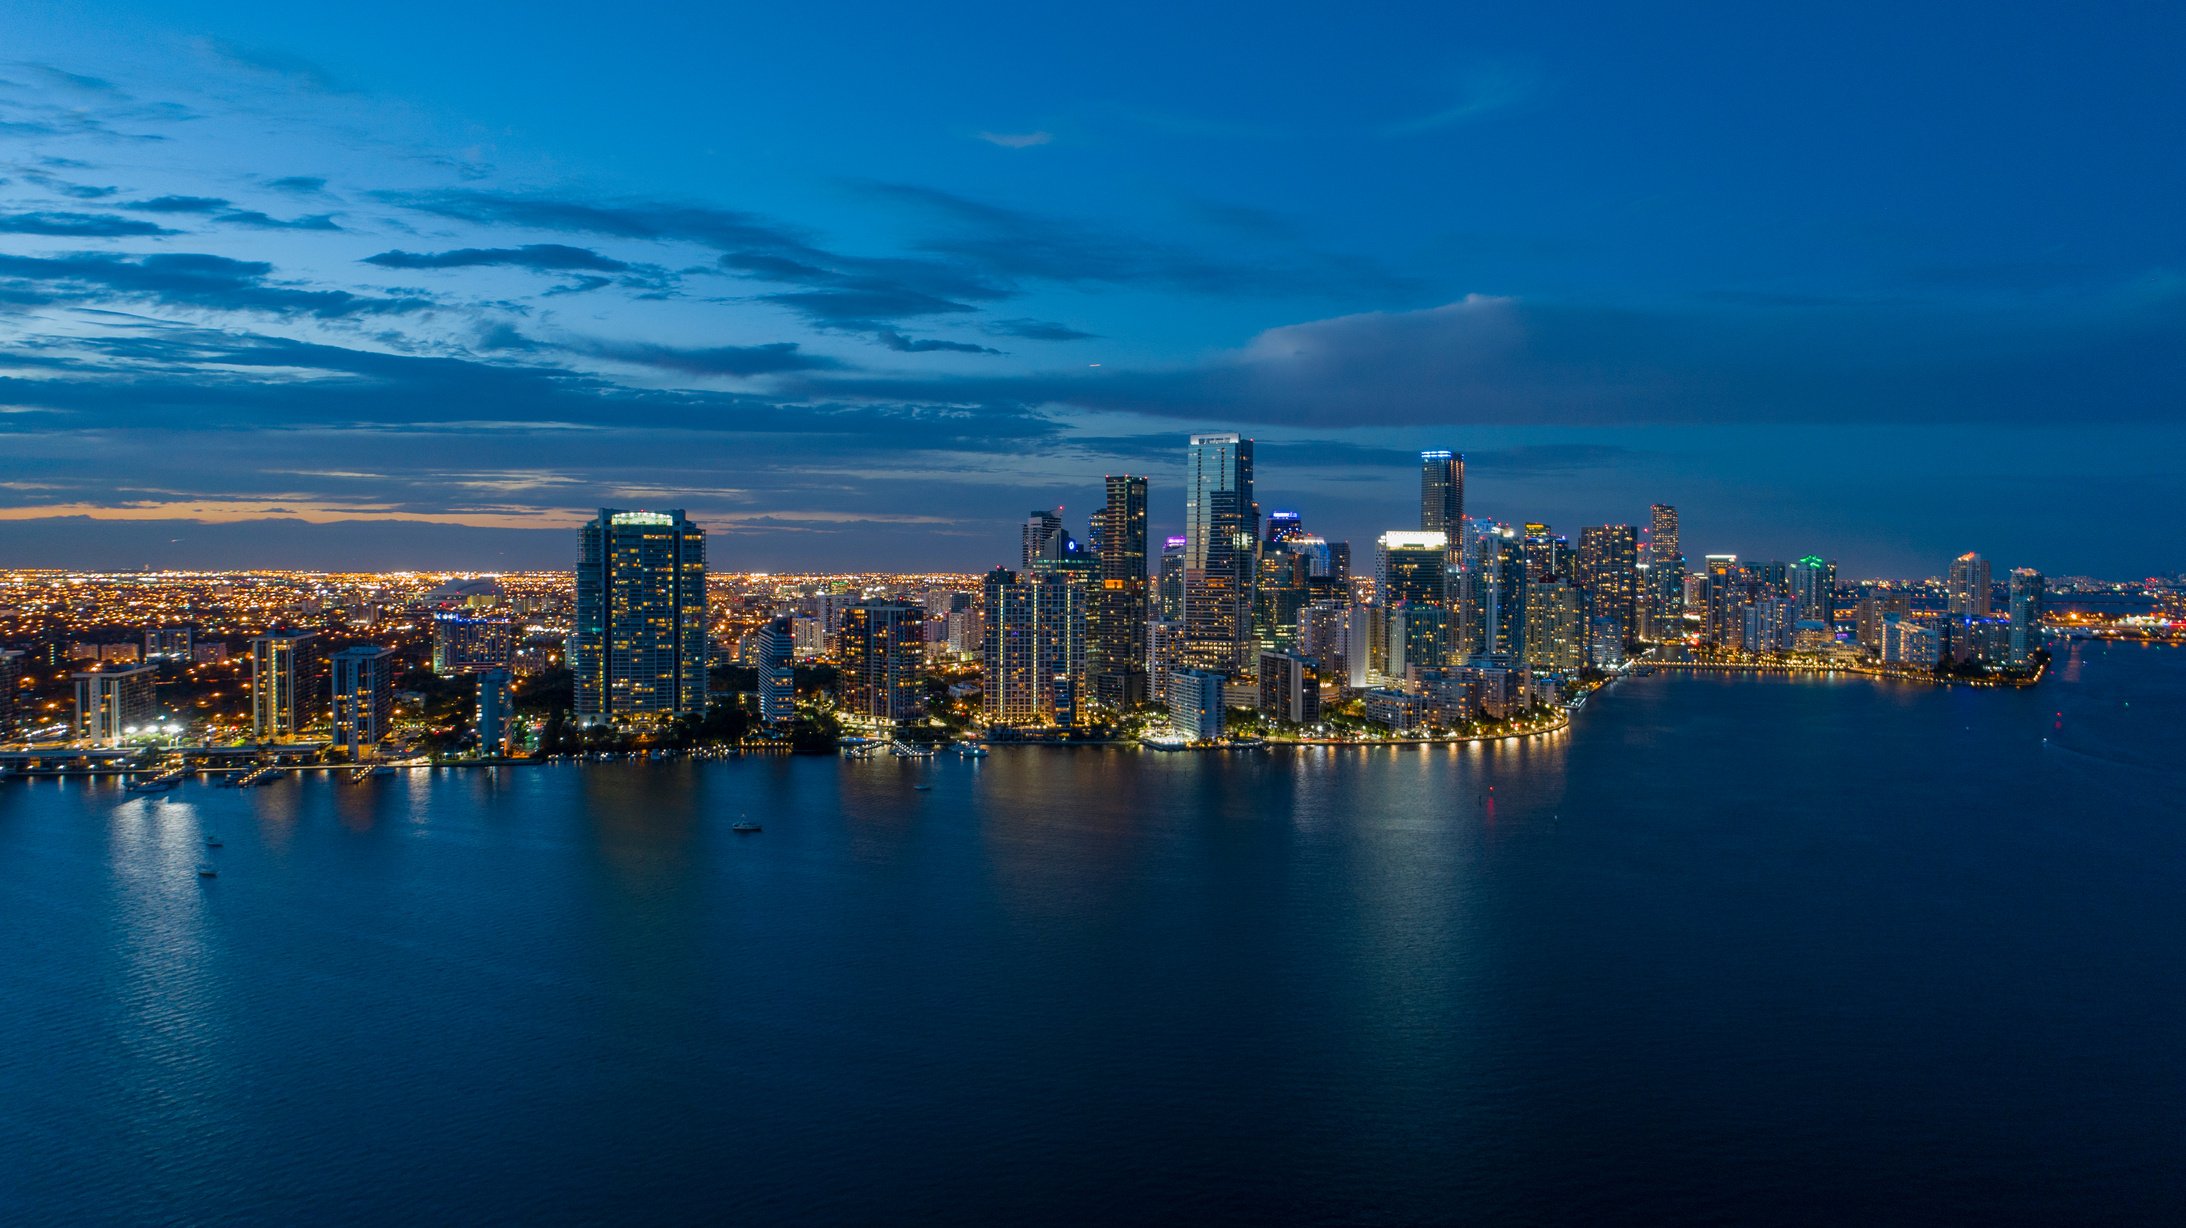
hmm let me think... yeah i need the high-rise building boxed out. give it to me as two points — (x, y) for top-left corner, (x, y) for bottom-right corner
(1521, 523), (1570, 584)
(432, 612), (517, 674)
(1948, 552), (1993, 617)
(0, 648), (23, 740)
(73, 664), (158, 747)
(1742, 594), (1797, 654)
(1156, 535), (1187, 623)
(1483, 531), (1526, 660)
(252, 630), (317, 741)
(476, 668), (514, 756)
(1089, 475), (1150, 707)
(574, 508), (708, 721)
(1856, 591), (1914, 655)
(1645, 504), (1685, 640)
(143, 625), (194, 659)
(1576, 525), (1640, 647)
(982, 568), (1084, 726)
(755, 615), (796, 726)
(1419, 451), (1464, 535)
(839, 600), (925, 722)
(1182, 433), (1256, 674)
(1377, 531), (1449, 675)
(330, 645), (396, 760)
(1257, 650), (1321, 725)
(1168, 668), (1227, 741)
(1022, 510), (1064, 568)
(1701, 555), (1743, 646)
(1264, 510), (1306, 546)
(1523, 578), (1584, 672)
(1789, 556), (1837, 627)
(2008, 568), (2046, 666)
(1252, 543), (1312, 654)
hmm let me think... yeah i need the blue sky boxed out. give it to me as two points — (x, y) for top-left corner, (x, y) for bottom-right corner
(1, 1), (2180, 577)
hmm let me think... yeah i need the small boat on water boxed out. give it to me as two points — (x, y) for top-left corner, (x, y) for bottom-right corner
(732, 821), (762, 833)
(912, 784), (933, 792)
(126, 777), (179, 794)
(196, 863), (218, 878)
(204, 836), (223, 848)
(956, 744), (989, 758)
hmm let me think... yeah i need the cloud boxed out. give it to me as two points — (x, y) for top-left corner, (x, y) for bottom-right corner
(0, 211), (178, 237)
(0, 251), (433, 318)
(364, 244), (632, 273)
(874, 329), (1000, 355)
(1381, 63), (1540, 137)
(213, 209), (341, 230)
(859, 180), (1421, 299)
(573, 339), (843, 377)
(984, 317), (1098, 342)
(264, 175), (329, 194)
(758, 287), (979, 324)
(976, 130), (1053, 149)
(190, 39), (350, 93)
(790, 292), (2186, 428)
(123, 196), (341, 229)
(124, 195), (230, 213)
(377, 188), (804, 251)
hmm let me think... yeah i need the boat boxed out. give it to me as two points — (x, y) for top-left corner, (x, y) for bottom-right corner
(196, 863), (218, 878)
(126, 777), (179, 794)
(732, 821), (762, 833)
(204, 836), (223, 848)
(956, 744), (989, 758)
(912, 784), (933, 792)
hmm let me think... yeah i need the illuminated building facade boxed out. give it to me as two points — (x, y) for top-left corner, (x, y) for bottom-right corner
(331, 645), (396, 759)
(574, 508), (709, 721)
(1182, 433), (1257, 674)
(1089, 474), (1150, 707)
(839, 600), (926, 722)
(432, 612), (516, 674)
(1948, 552), (1993, 618)
(1419, 450), (1464, 535)
(73, 663), (157, 747)
(252, 630), (317, 741)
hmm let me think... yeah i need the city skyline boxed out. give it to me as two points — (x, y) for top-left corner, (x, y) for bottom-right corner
(2, 5), (2183, 578)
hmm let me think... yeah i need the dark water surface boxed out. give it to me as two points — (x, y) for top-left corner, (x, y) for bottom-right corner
(5, 642), (2183, 1225)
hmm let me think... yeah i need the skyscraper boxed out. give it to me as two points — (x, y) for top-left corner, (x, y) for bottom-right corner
(1377, 531), (1450, 675)
(1156, 535), (1187, 623)
(2008, 568), (2046, 665)
(1183, 433), (1256, 674)
(1646, 503), (1685, 639)
(432, 612), (516, 674)
(1419, 451), (1464, 534)
(252, 630), (317, 741)
(331, 645), (396, 760)
(1483, 531), (1526, 660)
(755, 614), (796, 726)
(1701, 555), (1743, 646)
(574, 508), (709, 721)
(1021, 510), (1064, 568)
(839, 600), (926, 722)
(982, 567), (1085, 727)
(73, 664), (157, 747)
(1576, 525), (1639, 647)
(476, 668), (514, 756)
(0, 648), (23, 739)
(1523, 578), (1584, 672)
(1089, 474), (1150, 706)
(1948, 552), (1993, 617)
(1789, 556), (1837, 626)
